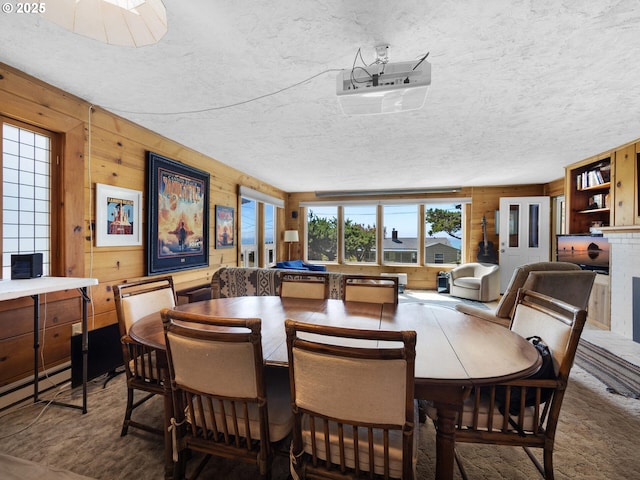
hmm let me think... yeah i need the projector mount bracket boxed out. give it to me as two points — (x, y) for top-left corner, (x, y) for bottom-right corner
(375, 44), (389, 64)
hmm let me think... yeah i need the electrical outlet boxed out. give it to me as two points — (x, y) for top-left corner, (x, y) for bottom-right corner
(71, 322), (82, 336)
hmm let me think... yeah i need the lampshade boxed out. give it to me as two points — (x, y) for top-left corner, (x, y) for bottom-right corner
(284, 230), (299, 242)
(40, 0), (168, 48)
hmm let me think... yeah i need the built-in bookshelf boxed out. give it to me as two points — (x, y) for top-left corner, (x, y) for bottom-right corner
(566, 157), (611, 233)
(564, 141), (640, 333)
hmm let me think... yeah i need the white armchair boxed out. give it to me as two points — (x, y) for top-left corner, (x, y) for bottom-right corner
(448, 262), (500, 302)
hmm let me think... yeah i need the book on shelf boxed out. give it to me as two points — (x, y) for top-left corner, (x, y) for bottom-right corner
(589, 193), (605, 209)
(577, 164), (610, 190)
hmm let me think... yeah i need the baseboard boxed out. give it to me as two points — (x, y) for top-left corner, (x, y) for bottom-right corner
(0, 363), (71, 412)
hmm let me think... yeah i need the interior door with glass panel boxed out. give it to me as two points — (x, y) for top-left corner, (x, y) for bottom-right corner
(498, 196), (550, 292)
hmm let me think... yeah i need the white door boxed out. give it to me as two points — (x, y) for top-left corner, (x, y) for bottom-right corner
(498, 196), (551, 293)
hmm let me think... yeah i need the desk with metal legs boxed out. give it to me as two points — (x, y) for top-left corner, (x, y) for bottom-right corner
(0, 276), (98, 413)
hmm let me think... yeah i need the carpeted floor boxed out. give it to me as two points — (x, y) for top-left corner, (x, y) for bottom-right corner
(1, 359), (639, 479)
(1, 292), (639, 479)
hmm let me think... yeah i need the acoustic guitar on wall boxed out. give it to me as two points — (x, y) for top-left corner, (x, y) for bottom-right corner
(477, 215), (497, 264)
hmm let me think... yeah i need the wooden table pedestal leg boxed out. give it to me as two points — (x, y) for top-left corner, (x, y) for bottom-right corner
(433, 401), (458, 480)
(416, 384), (465, 480)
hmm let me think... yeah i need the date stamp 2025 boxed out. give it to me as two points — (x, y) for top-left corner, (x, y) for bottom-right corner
(2, 2), (47, 14)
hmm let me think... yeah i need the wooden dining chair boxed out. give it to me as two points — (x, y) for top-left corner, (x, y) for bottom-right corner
(427, 289), (587, 480)
(279, 272), (329, 299)
(342, 275), (399, 304)
(285, 319), (418, 479)
(113, 276), (176, 437)
(161, 309), (293, 480)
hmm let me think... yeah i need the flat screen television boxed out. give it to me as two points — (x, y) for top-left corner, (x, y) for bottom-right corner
(556, 234), (610, 274)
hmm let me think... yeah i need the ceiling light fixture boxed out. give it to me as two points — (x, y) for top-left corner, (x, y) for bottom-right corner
(336, 46), (431, 115)
(39, 0), (168, 47)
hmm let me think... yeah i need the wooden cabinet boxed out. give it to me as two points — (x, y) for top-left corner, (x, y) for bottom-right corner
(565, 155), (612, 233)
(566, 142), (640, 233)
(612, 144), (637, 226)
(587, 274), (611, 330)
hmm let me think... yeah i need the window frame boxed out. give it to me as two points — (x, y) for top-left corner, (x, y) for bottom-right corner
(382, 204), (420, 266)
(238, 187), (283, 268)
(263, 203), (276, 267)
(1, 116), (61, 278)
(302, 198), (469, 267)
(240, 196), (258, 267)
(343, 204), (377, 265)
(305, 204), (339, 264)
(423, 200), (465, 266)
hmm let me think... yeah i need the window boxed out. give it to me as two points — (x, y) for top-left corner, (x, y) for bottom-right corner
(264, 203), (275, 266)
(383, 204), (418, 264)
(238, 187), (282, 268)
(304, 200), (466, 266)
(424, 202), (462, 264)
(306, 206), (338, 262)
(2, 120), (56, 279)
(344, 205), (377, 263)
(240, 197), (257, 267)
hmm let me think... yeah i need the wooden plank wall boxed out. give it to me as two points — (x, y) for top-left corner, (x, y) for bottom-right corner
(0, 63), (285, 386)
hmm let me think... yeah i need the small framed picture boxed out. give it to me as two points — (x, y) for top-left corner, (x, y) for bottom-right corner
(215, 205), (235, 248)
(95, 184), (143, 247)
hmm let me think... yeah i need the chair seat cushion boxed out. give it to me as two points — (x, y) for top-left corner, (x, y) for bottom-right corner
(300, 401), (419, 478)
(187, 366), (293, 442)
(425, 395), (539, 433)
(128, 351), (161, 382)
(452, 277), (481, 290)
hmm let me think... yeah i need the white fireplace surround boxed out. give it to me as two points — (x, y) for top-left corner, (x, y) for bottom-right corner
(601, 226), (640, 340)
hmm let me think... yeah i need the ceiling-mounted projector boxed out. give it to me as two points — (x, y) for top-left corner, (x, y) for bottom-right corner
(336, 56), (431, 115)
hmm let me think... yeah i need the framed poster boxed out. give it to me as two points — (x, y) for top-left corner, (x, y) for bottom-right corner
(147, 152), (210, 274)
(215, 205), (235, 248)
(95, 184), (142, 246)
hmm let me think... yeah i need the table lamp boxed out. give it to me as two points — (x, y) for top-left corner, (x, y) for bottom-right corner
(284, 230), (299, 260)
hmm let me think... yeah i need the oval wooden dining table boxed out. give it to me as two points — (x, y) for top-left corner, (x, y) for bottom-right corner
(129, 296), (541, 480)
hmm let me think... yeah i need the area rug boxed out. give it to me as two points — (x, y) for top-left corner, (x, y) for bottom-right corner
(575, 339), (640, 399)
(399, 290), (490, 310)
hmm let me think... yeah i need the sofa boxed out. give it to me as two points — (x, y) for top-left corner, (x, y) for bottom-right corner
(211, 267), (344, 300)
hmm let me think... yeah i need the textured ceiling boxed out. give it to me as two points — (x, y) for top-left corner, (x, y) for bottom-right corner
(1, 0), (640, 193)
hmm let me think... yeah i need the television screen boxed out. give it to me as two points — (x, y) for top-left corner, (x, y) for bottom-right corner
(556, 234), (610, 273)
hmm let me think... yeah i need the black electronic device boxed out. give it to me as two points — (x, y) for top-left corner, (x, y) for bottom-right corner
(71, 323), (123, 388)
(11, 253), (43, 279)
